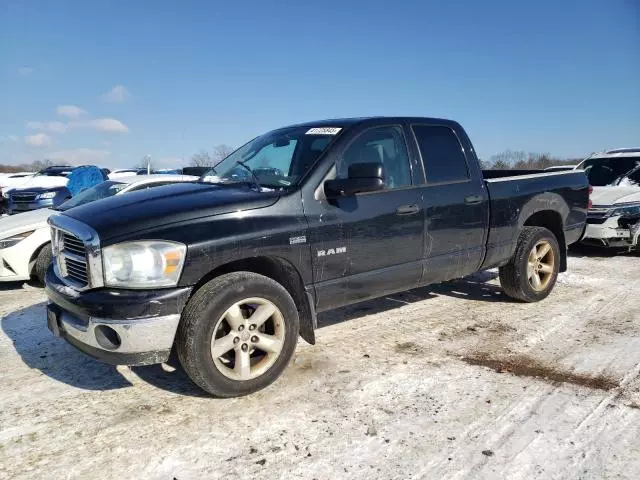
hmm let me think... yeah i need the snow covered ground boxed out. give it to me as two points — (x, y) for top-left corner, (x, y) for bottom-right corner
(1, 248), (639, 479)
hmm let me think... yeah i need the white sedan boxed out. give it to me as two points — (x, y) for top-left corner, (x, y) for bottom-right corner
(0, 174), (197, 284)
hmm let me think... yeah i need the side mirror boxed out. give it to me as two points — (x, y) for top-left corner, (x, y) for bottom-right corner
(324, 162), (384, 198)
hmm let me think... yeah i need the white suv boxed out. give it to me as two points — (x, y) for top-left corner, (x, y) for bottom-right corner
(577, 148), (640, 249)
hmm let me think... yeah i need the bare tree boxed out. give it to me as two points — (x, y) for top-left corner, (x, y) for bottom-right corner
(537, 154), (553, 169)
(486, 150), (580, 170)
(30, 159), (57, 171)
(190, 150), (213, 167)
(212, 144), (233, 162)
(492, 159), (509, 169)
(190, 145), (233, 167)
(489, 150), (528, 168)
(0, 159), (71, 173)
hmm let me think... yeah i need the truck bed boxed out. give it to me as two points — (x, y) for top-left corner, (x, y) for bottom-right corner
(480, 169), (589, 270)
(483, 169), (562, 180)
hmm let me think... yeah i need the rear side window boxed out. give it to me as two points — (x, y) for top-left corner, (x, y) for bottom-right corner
(412, 125), (470, 184)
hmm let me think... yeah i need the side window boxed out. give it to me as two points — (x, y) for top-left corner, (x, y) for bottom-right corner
(338, 126), (411, 189)
(412, 125), (470, 184)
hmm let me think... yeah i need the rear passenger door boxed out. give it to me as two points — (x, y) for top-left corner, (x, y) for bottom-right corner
(410, 124), (489, 283)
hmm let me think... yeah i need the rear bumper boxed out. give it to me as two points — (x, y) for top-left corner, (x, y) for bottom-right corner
(45, 266), (192, 365)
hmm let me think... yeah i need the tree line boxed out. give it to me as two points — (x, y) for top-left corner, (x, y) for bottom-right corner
(0, 159), (68, 174)
(1, 147), (584, 174)
(188, 147), (583, 171)
(481, 150), (582, 170)
(189, 145), (234, 167)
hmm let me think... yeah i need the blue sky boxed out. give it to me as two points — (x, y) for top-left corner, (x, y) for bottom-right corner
(0, 0), (638, 168)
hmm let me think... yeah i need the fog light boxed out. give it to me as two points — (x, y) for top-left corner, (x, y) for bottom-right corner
(95, 325), (121, 350)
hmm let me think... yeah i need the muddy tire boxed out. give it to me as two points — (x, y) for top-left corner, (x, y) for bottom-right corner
(499, 227), (560, 302)
(176, 272), (299, 397)
(33, 243), (52, 286)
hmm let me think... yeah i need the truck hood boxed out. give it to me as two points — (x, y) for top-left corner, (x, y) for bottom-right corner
(591, 186), (640, 206)
(62, 182), (280, 241)
(0, 208), (52, 239)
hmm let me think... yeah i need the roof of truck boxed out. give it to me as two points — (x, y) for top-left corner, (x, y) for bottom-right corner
(280, 116), (458, 130)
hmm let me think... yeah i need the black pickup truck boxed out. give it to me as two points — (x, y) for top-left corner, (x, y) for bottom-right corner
(45, 117), (589, 397)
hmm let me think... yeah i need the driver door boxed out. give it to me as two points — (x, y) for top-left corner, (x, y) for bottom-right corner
(304, 125), (424, 311)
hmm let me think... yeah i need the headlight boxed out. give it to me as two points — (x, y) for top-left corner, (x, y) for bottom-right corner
(102, 241), (186, 288)
(608, 203), (640, 217)
(38, 192), (57, 200)
(0, 231), (35, 249)
(2, 191), (10, 199)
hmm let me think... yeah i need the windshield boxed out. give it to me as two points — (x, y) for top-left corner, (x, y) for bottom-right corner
(200, 126), (342, 189)
(617, 166), (640, 187)
(578, 156), (640, 186)
(35, 168), (73, 177)
(57, 180), (126, 211)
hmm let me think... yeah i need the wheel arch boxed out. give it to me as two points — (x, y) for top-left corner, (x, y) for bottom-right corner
(189, 255), (316, 345)
(522, 210), (566, 272)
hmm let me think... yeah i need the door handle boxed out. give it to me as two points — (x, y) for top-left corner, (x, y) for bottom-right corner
(396, 204), (420, 215)
(464, 195), (483, 205)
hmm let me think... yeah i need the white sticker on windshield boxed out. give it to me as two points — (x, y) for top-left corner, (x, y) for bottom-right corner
(306, 127), (342, 135)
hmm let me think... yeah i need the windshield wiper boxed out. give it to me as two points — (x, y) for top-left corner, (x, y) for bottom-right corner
(233, 160), (261, 192)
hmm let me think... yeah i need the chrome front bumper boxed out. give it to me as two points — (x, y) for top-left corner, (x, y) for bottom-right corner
(48, 304), (180, 365)
(45, 264), (192, 366)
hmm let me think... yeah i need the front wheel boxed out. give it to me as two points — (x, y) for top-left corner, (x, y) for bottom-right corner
(499, 226), (560, 302)
(176, 272), (299, 397)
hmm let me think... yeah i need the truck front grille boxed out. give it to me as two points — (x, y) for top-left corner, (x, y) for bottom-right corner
(62, 233), (86, 256)
(49, 217), (102, 291)
(54, 229), (89, 288)
(64, 255), (89, 286)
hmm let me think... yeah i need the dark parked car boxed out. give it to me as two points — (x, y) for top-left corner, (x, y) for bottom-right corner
(7, 166), (107, 215)
(45, 117), (589, 397)
(181, 166), (211, 177)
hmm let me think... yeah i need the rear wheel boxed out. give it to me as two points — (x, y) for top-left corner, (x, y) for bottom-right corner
(499, 227), (560, 302)
(176, 272), (299, 397)
(33, 243), (52, 286)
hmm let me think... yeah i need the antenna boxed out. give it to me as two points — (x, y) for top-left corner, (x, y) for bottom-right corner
(144, 154), (151, 174)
